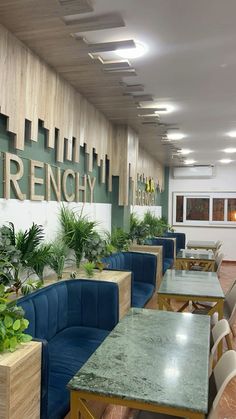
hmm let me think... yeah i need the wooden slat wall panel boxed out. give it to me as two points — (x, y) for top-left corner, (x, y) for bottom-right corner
(0, 23), (164, 205)
(138, 147), (164, 191)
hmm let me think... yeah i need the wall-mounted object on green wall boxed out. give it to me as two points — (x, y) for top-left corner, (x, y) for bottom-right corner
(0, 115), (112, 204)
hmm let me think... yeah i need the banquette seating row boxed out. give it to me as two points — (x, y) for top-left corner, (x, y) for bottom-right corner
(18, 279), (119, 419)
(17, 251), (159, 419)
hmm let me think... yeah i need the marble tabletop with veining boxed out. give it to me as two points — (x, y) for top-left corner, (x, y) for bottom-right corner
(159, 269), (225, 298)
(68, 308), (210, 414)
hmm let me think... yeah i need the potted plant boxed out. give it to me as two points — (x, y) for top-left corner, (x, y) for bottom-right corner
(83, 261), (95, 278)
(48, 240), (69, 280)
(143, 211), (174, 237)
(105, 228), (130, 252)
(0, 284), (32, 353)
(0, 223), (50, 294)
(129, 213), (149, 244)
(59, 206), (96, 268)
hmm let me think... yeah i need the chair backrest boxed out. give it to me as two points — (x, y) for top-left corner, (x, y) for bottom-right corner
(207, 350), (236, 418)
(209, 319), (231, 376)
(215, 253), (224, 275)
(225, 280), (236, 323)
(216, 240), (223, 250)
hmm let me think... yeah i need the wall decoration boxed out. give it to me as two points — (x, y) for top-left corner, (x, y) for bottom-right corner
(0, 24), (164, 206)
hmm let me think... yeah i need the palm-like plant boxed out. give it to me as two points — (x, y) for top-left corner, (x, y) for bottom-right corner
(129, 213), (149, 244)
(59, 206), (97, 268)
(143, 211), (171, 237)
(105, 228), (130, 252)
(0, 223), (51, 292)
(49, 240), (69, 280)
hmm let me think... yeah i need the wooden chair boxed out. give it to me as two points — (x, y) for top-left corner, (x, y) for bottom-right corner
(193, 280), (236, 334)
(215, 252), (224, 275)
(135, 350), (236, 419)
(210, 319), (232, 375)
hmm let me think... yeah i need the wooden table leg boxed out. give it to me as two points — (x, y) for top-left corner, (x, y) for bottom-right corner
(70, 391), (79, 419)
(70, 392), (96, 419)
(158, 294), (164, 310)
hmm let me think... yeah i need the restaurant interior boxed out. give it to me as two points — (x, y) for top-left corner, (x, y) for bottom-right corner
(0, 1), (236, 418)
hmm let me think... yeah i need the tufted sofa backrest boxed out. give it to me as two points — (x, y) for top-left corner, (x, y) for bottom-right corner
(163, 232), (186, 252)
(17, 279), (119, 341)
(102, 251), (157, 287)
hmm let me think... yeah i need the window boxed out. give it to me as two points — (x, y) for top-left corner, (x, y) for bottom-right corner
(176, 195), (183, 222)
(173, 192), (236, 226)
(213, 199), (224, 221)
(186, 198), (209, 221)
(228, 199), (236, 221)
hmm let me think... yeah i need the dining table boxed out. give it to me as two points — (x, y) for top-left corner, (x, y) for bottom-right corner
(68, 308), (210, 419)
(158, 269), (225, 354)
(175, 248), (216, 271)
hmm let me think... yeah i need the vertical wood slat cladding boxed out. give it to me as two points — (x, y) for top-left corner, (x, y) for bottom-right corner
(0, 23), (164, 205)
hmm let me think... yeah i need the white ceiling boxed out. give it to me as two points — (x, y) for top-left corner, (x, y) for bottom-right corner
(78, 0), (236, 166)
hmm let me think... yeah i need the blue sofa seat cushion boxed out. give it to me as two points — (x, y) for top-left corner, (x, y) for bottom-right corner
(102, 252), (157, 308)
(132, 283), (155, 308)
(47, 326), (109, 419)
(163, 257), (174, 273)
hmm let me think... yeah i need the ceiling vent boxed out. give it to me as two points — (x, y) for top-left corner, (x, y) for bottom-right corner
(172, 165), (215, 179)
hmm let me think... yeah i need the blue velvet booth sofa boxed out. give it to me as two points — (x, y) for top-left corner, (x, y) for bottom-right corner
(17, 279), (119, 419)
(102, 251), (157, 308)
(145, 238), (175, 274)
(163, 232), (186, 253)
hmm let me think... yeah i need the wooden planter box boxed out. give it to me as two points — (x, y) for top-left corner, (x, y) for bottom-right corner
(0, 341), (42, 419)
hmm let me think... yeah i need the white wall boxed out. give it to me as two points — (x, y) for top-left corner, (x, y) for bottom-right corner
(0, 199), (112, 241)
(131, 205), (162, 220)
(168, 165), (236, 260)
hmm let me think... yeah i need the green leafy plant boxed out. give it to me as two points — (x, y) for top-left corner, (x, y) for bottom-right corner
(84, 232), (107, 263)
(59, 206), (97, 268)
(49, 241), (69, 280)
(105, 228), (130, 252)
(30, 244), (52, 281)
(83, 261), (95, 278)
(0, 284), (32, 353)
(143, 212), (173, 237)
(0, 223), (51, 293)
(21, 279), (42, 296)
(129, 213), (149, 244)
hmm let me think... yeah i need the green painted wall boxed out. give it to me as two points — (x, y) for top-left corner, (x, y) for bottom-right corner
(0, 114), (169, 229)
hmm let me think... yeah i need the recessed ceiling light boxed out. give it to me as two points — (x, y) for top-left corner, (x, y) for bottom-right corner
(167, 133), (185, 140)
(115, 41), (147, 59)
(184, 159), (196, 165)
(219, 159), (233, 163)
(178, 149), (193, 155)
(227, 131), (236, 138)
(223, 147), (236, 153)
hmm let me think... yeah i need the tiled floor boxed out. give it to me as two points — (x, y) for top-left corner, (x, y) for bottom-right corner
(101, 262), (236, 419)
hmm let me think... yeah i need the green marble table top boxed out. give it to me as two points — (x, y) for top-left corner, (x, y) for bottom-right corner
(68, 308), (210, 414)
(159, 269), (224, 298)
(187, 240), (218, 249)
(177, 249), (215, 261)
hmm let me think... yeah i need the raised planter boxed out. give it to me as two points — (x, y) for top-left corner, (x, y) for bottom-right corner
(0, 341), (41, 419)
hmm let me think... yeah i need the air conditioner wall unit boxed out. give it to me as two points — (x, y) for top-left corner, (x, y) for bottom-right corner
(172, 165), (215, 179)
